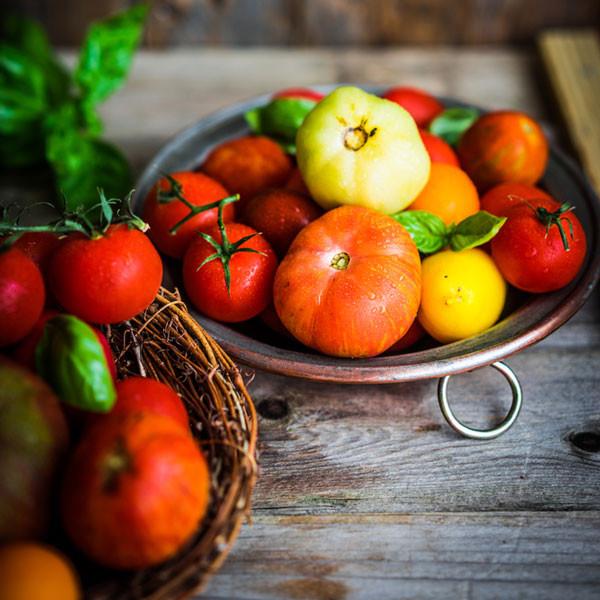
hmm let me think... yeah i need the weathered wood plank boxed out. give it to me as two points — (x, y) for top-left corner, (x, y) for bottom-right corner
(7, 0), (600, 47)
(245, 346), (600, 514)
(202, 512), (600, 599)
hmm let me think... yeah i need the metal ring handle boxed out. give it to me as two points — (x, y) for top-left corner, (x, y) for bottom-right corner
(438, 361), (523, 440)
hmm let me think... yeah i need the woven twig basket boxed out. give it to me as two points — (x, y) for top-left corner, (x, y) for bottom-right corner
(86, 287), (258, 599)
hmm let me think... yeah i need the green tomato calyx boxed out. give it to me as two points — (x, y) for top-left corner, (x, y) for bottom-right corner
(343, 118), (377, 151)
(331, 251), (351, 270)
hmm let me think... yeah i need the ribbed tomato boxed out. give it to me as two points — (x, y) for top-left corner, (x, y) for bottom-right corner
(458, 111), (548, 190)
(274, 206), (421, 358)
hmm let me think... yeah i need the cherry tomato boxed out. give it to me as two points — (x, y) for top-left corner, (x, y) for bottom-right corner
(48, 224), (163, 324)
(382, 87), (443, 127)
(273, 87), (324, 102)
(491, 197), (586, 293)
(274, 206), (421, 358)
(143, 171), (233, 259)
(419, 129), (459, 166)
(0, 248), (45, 347)
(183, 222), (278, 323)
(89, 377), (188, 431)
(480, 182), (554, 216)
(242, 189), (322, 256)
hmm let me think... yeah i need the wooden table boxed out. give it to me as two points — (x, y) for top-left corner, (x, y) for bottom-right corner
(102, 48), (600, 599)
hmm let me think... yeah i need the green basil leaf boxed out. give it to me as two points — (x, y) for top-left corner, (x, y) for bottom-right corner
(75, 4), (148, 107)
(245, 98), (316, 153)
(429, 107), (479, 146)
(45, 105), (132, 212)
(392, 210), (449, 254)
(449, 210), (507, 252)
(35, 315), (116, 413)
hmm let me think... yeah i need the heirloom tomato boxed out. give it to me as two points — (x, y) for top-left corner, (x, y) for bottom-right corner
(490, 197), (586, 293)
(143, 171), (233, 258)
(274, 206), (421, 358)
(49, 224), (162, 324)
(296, 86), (430, 214)
(458, 111), (548, 190)
(242, 188), (322, 256)
(418, 249), (506, 343)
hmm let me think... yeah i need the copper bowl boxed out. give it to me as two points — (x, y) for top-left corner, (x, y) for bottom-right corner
(135, 88), (600, 387)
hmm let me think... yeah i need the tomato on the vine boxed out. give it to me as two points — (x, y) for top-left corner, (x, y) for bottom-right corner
(49, 224), (163, 324)
(0, 248), (45, 347)
(491, 197), (586, 293)
(143, 171), (234, 259)
(183, 219), (277, 323)
(274, 206), (421, 358)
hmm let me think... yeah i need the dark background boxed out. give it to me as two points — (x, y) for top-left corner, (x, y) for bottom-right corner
(3, 0), (600, 46)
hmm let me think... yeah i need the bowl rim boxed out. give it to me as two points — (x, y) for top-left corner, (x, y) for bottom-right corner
(135, 88), (600, 384)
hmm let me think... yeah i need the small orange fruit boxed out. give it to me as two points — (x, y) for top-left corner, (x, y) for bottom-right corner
(408, 163), (480, 226)
(0, 543), (80, 600)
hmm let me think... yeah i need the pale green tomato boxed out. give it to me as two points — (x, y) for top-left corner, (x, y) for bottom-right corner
(296, 86), (430, 214)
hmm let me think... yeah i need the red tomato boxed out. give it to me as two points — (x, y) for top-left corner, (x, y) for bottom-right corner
(273, 87), (324, 102)
(183, 222), (278, 323)
(242, 189), (322, 256)
(48, 225), (163, 324)
(419, 129), (460, 166)
(90, 377), (188, 430)
(274, 206), (421, 358)
(12, 232), (62, 272)
(491, 198), (586, 293)
(0, 248), (45, 347)
(386, 319), (426, 353)
(480, 182), (554, 216)
(458, 111), (548, 191)
(383, 87), (443, 127)
(285, 167), (310, 196)
(143, 171), (233, 259)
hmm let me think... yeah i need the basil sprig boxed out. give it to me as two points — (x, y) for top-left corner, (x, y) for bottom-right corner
(0, 6), (148, 211)
(35, 315), (116, 413)
(245, 97), (317, 154)
(428, 107), (479, 146)
(393, 210), (506, 254)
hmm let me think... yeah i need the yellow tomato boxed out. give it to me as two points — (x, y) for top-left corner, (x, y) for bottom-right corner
(418, 249), (506, 343)
(296, 86), (430, 214)
(0, 543), (81, 600)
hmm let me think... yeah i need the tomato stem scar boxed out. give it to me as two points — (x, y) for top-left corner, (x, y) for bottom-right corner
(331, 251), (351, 270)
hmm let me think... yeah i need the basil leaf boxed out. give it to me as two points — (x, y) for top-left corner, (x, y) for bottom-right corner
(429, 107), (479, 146)
(75, 4), (148, 107)
(35, 315), (116, 413)
(392, 210), (449, 254)
(450, 211), (506, 251)
(245, 97), (316, 153)
(0, 15), (69, 107)
(46, 105), (132, 212)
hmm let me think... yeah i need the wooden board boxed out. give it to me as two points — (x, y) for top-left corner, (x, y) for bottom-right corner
(4, 48), (598, 599)
(5, 0), (600, 47)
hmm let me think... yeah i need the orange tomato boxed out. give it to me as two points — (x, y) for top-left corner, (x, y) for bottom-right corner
(274, 206), (421, 358)
(0, 543), (80, 600)
(458, 111), (548, 191)
(408, 163), (480, 226)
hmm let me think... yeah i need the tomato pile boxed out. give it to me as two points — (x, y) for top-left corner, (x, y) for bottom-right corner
(0, 195), (211, 596)
(140, 85), (586, 357)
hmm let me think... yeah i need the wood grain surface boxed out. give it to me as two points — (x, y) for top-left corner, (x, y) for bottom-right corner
(34, 48), (600, 598)
(4, 0), (600, 47)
